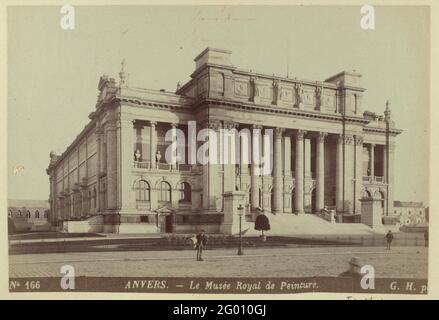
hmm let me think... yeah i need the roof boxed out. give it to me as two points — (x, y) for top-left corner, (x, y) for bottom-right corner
(393, 201), (424, 208)
(8, 199), (49, 208)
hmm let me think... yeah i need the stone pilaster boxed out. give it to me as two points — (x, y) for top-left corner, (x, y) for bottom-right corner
(119, 116), (135, 213)
(387, 143), (396, 216)
(370, 143), (375, 179)
(316, 132), (327, 211)
(273, 127), (285, 213)
(295, 130), (306, 214)
(96, 126), (103, 212)
(106, 123), (118, 210)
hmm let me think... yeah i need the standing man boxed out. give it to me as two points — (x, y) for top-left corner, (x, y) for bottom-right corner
(385, 230), (394, 250)
(196, 230), (207, 261)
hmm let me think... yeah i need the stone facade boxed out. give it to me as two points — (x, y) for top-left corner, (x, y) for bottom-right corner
(8, 199), (51, 233)
(46, 47), (402, 234)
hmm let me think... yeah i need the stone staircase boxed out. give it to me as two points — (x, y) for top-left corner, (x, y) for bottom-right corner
(239, 212), (398, 237)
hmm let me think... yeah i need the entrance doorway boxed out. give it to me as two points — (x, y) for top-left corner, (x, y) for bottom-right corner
(165, 214), (173, 233)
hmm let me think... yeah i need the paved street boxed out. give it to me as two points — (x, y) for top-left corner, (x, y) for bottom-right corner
(9, 246), (427, 279)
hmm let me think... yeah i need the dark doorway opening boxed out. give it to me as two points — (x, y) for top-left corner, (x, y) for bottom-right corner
(165, 215), (173, 233)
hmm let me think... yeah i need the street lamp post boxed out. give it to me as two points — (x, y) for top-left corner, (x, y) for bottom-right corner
(237, 204), (244, 256)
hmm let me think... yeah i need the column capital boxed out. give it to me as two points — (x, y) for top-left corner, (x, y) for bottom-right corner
(170, 123), (178, 128)
(296, 130), (307, 140)
(355, 135), (364, 144)
(344, 134), (354, 145)
(203, 120), (222, 130)
(317, 132), (328, 142)
(252, 124), (263, 130)
(150, 121), (157, 127)
(223, 120), (239, 130)
(274, 127), (285, 138)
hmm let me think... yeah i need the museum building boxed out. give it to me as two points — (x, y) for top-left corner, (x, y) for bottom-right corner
(46, 47), (402, 233)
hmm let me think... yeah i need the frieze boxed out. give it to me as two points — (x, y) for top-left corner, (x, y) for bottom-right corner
(234, 80), (249, 96)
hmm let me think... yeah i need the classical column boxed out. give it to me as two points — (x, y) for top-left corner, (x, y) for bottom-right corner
(354, 135), (364, 214)
(150, 121), (157, 169)
(316, 132), (327, 211)
(336, 134), (343, 212)
(251, 125), (262, 210)
(383, 145), (387, 183)
(370, 143), (375, 179)
(170, 123), (178, 170)
(295, 130), (306, 214)
(284, 135), (291, 175)
(273, 127), (284, 213)
(106, 123), (118, 210)
(344, 135), (355, 214)
(223, 121), (238, 193)
(240, 129), (249, 175)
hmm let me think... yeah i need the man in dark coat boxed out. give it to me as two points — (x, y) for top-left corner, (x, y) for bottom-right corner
(338, 257), (363, 279)
(385, 230), (394, 250)
(196, 230), (207, 261)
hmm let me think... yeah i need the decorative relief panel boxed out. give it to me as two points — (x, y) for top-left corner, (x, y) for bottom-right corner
(323, 93), (336, 112)
(280, 88), (294, 103)
(302, 89), (315, 106)
(234, 80), (249, 96)
(256, 85), (272, 100)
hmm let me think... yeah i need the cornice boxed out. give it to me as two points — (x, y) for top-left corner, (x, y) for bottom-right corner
(199, 98), (370, 125)
(363, 127), (403, 135)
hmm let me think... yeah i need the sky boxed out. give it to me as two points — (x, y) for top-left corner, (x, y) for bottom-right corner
(7, 5), (429, 204)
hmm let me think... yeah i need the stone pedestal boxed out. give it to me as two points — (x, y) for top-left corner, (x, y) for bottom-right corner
(360, 197), (383, 229)
(221, 191), (246, 234)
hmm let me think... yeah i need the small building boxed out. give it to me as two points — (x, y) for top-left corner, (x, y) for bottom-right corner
(8, 199), (51, 233)
(393, 201), (427, 226)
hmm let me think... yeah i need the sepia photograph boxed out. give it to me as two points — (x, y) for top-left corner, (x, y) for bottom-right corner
(5, 3), (431, 297)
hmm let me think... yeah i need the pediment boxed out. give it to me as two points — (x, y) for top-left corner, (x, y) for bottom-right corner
(155, 206), (176, 214)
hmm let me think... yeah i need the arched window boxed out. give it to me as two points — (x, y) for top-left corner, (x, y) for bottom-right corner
(8, 210), (12, 217)
(136, 180), (150, 201)
(159, 181), (171, 202)
(179, 182), (191, 203)
(18, 210), (22, 217)
(27, 210), (31, 218)
(35, 210), (40, 218)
